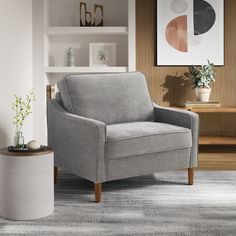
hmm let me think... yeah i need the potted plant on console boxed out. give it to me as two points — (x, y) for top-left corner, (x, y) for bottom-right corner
(189, 60), (215, 102)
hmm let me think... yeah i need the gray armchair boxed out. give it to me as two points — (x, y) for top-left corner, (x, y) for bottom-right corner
(47, 72), (199, 202)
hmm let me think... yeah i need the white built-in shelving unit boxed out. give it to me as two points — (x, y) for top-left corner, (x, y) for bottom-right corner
(44, 0), (136, 76)
(33, 0), (136, 144)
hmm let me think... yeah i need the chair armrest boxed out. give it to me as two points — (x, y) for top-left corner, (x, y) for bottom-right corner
(154, 105), (199, 167)
(47, 99), (106, 183)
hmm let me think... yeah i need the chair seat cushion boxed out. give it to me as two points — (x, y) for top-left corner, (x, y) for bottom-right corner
(106, 122), (192, 159)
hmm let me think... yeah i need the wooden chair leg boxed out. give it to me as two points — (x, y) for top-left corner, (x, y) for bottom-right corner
(54, 166), (58, 184)
(95, 183), (102, 203)
(188, 168), (194, 185)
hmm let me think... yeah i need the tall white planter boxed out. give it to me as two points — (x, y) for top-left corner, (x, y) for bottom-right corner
(195, 87), (211, 102)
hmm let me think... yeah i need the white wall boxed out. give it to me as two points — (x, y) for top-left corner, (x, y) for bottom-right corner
(32, 0), (47, 145)
(0, 0), (33, 147)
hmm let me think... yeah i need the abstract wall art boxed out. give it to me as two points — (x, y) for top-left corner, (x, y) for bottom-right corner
(157, 0), (224, 65)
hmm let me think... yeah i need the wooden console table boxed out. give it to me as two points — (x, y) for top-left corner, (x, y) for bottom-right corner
(186, 107), (236, 146)
(171, 106), (236, 170)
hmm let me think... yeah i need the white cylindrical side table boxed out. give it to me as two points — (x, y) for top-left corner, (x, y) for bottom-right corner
(0, 147), (54, 220)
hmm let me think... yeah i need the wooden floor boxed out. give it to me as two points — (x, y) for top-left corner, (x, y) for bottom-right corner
(198, 145), (236, 170)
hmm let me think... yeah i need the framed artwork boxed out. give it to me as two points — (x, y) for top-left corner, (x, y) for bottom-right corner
(157, 0), (224, 65)
(89, 43), (116, 67)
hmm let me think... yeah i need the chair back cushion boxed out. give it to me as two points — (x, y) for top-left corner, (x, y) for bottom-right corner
(58, 72), (155, 124)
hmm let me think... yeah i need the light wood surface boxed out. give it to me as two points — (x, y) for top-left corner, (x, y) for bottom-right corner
(161, 107), (236, 137)
(197, 146), (236, 170)
(198, 153), (236, 170)
(136, 0), (236, 137)
(200, 136), (236, 145)
(135, 0), (236, 170)
(187, 107), (236, 113)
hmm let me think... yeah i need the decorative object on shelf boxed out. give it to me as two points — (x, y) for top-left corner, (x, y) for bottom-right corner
(185, 101), (221, 108)
(26, 140), (41, 150)
(85, 11), (92, 26)
(189, 60), (215, 102)
(94, 4), (103, 26)
(80, 2), (104, 26)
(46, 84), (59, 99)
(157, 0), (224, 65)
(8, 145), (46, 153)
(12, 90), (36, 149)
(66, 47), (75, 67)
(80, 2), (86, 26)
(90, 43), (116, 67)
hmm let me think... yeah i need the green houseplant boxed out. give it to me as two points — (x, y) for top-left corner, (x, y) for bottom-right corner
(189, 60), (215, 102)
(12, 90), (36, 149)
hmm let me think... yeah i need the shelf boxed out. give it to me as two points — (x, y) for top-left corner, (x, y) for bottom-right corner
(198, 152), (236, 170)
(188, 107), (236, 113)
(45, 27), (128, 36)
(199, 136), (236, 145)
(198, 145), (236, 170)
(45, 66), (128, 74)
(171, 106), (236, 113)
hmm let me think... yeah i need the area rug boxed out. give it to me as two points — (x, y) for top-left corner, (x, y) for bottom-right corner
(1, 170), (236, 236)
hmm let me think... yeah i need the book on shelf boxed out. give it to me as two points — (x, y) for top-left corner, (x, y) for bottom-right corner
(46, 84), (59, 99)
(185, 101), (221, 108)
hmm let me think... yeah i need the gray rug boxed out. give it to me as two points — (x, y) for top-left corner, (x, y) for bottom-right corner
(1, 171), (236, 236)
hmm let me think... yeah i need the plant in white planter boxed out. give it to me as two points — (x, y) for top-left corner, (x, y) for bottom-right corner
(189, 60), (215, 102)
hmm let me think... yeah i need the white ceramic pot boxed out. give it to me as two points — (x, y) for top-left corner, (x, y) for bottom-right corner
(195, 87), (211, 102)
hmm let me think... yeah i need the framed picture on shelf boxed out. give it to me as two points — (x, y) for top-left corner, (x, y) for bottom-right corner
(89, 43), (116, 67)
(157, 0), (224, 65)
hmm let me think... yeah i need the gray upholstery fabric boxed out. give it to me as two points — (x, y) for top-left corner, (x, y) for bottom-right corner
(107, 148), (191, 181)
(47, 99), (106, 183)
(47, 72), (199, 185)
(154, 105), (199, 167)
(106, 122), (192, 159)
(58, 72), (155, 124)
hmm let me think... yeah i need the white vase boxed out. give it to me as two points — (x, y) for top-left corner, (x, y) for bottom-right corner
(66, 47), (75, 67)
(195, 87), (211, 102)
